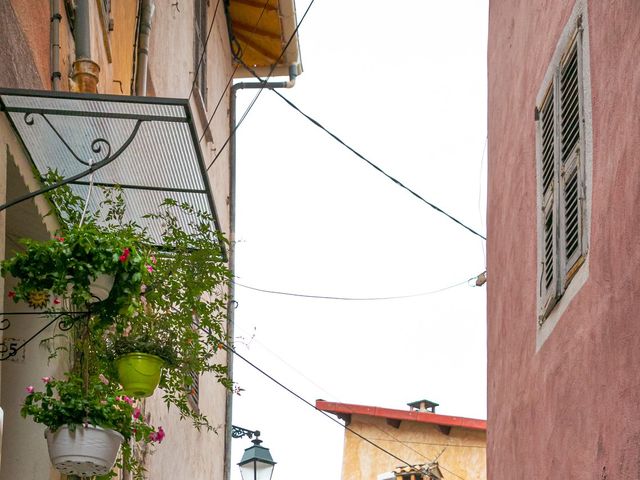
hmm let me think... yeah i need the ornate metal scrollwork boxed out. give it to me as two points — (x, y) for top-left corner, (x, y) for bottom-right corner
(232, 425), (260, 439)
(22, 112), (114, 167)
(0, 311), (89, 361)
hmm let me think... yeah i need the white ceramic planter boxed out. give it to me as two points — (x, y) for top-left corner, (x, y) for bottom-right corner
(45, 425), (124, 477)
(89, 274), (115, 302)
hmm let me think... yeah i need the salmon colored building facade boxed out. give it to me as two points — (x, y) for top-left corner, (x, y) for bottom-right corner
(317, 400), (486, 480)
(487, 0), (640, 478)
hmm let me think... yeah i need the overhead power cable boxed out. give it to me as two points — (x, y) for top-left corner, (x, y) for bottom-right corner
(233, 274), (479, 301)
(203, 0), (317, 171)
(194, 0), (272, 146)
(220, 339), (415, 470)
(269, 89), (487, 241)
(216, 339), (467, 479)
(233, 324), (474, 480)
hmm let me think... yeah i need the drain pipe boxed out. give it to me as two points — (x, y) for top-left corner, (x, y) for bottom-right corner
(222, 63), (297, 480)
(134, 0), (155, 96)
(50, 0), (61, 91)
(233, 64), (298, 92)
(71, 0), (100, 93)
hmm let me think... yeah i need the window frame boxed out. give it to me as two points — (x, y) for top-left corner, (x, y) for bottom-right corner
(535, 4), (592, 346)
(194, 0), (208, 106)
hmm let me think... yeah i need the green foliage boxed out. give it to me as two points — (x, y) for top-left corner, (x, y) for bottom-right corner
(21, 375), (162, 479)
(107, 333), (178, 368)
(13, 170), (235, 476)
(106, 198), (233, 430)
(1, 173), (150, 319)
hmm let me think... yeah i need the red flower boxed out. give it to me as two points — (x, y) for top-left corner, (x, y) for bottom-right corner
(54, 236), (64, 242)
(8, 291), (15, 298)
(119, 247), (131, 263)
(53, 298), (60, 305)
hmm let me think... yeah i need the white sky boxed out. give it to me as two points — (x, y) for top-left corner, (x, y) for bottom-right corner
(230, 1), (489, 479)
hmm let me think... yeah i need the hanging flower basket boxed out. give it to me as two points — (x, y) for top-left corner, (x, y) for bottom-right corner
(46, 425), (123, 477)
(89, 273), (115, 303)
(116, 353), (164, 397)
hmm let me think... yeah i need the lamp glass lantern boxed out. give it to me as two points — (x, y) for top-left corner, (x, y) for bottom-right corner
(238, 438), (276, 480)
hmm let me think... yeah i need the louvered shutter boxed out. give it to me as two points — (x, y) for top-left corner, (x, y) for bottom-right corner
(539, 85), (560, 319)
(559, 37), (585, 284)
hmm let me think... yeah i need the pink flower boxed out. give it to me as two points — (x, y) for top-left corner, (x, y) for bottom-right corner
(41, 376), (51, 383)
(133, 407), (141, 419)
(145, 264), (154, 273)
(8, 291), (15, 298)
(140, 284), (147, 293)
(53, 298), (60, 305)
(26, 386), (34, 393)
(123, 395), (133, 405)
(150, 256), (157, 264)
(98, 373), (109, 385)
(140, 295), (147, 307)
(149, 427), (165, 443)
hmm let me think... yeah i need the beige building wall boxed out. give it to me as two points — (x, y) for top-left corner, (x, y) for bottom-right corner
(0, 1), (234, 479)
(342, 415), (486, 480)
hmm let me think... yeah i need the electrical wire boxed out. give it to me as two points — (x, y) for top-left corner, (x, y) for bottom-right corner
(232, 323), (473, 479)
(233, 275), (478, 301)
(268, 88), (487, 241)
(220, 339), (413, 469)
(188, 0), (223, 100)
(218, 338), (468, 479)
(478, 137), (488, 261)
(198, 0), (269, 146)
(203, 0), (317, 171)
(195, 0), (272, 145)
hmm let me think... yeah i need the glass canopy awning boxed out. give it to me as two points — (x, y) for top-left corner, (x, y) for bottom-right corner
(0, 88), (222, 248)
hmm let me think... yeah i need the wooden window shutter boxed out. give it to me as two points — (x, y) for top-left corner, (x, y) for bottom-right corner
(559, 35), (585, 285)
(539, 85), (560, 319)
(188, 370), (200, 410)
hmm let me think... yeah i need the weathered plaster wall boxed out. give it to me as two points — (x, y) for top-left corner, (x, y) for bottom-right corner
(487, 0), (640, 478)
(1, 1), (234, 478)
(0, 0), (44, 89)
(0, 126), (67, 480)
(137, 3), (233, 479)
(342, 415), (486, 480)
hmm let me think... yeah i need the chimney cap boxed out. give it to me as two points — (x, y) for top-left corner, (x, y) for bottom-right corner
(407, 399), (439, 413)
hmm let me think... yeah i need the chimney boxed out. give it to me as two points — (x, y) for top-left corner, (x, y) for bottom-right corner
(407, 399), (439, 414)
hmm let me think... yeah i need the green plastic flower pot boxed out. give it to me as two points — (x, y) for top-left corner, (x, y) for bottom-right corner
(115, 353), (164, 397)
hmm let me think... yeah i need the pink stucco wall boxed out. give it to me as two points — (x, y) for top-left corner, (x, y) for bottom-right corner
(487, 1), (640, 478)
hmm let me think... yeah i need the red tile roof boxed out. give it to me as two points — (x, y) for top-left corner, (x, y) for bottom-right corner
(316, 400), (486, 431)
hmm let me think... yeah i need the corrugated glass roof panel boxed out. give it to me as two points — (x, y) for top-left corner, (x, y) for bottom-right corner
(0, 89), (221, 248)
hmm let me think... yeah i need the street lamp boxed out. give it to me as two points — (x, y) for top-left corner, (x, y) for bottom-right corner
(235, 428), (276, 480)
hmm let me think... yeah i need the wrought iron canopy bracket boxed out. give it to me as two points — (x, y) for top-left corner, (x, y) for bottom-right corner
(0, 310), (89, 361)
(0, 88), (225, 256)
